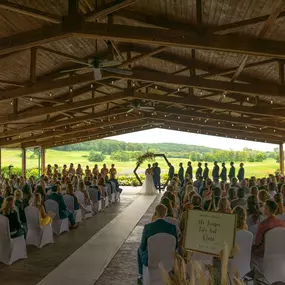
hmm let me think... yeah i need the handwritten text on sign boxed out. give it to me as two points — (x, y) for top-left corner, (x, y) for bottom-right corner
(184, 210), (236, 256)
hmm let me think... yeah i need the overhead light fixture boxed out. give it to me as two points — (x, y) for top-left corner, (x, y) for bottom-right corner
(10, 101), (13, 105)
(49, 92), (52, 97)
(270, 99), (273, 104)
(155, 85), (157, 89)
(200, 90), (203, 95)
(246, 97), (250, 101)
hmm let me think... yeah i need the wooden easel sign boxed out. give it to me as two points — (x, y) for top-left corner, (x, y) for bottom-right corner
(184, 210), (236, 256)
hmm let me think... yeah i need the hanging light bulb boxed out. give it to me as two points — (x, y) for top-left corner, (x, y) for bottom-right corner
(246, 97), (250, 101)
(270, 99), (274, 104)
(90, 84), (93, 88)
(200, 90), (203, 95)
(10, 101), (13, 106)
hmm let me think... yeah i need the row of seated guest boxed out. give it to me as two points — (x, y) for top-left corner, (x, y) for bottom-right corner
(45, 163), (117, 179)
(0, 171), (123, 239)
(137, 172), (285, 284)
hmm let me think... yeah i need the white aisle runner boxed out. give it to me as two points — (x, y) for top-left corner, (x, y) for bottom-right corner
(37, 195), (156, 285)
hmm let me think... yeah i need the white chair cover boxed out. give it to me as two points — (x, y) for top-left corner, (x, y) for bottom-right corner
(143, 233), (176, 285)
(44, 200), (69, 236)
(88, 187), (99, 213)
(229, 230), (253, 280)
(25, 206), (54, 248)
(75, 191), (93, 219)
(164, 217), (181, 237)
(0, 214), (27, 265)
(263, 227), (285, 283)
(63, 195), (82, 224)
(277, 214), (285, 221)
(110, 181), (116, 203)
(248, 224), (258, 244)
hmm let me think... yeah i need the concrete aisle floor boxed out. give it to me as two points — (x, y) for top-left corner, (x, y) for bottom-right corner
(0, 194), (137, 285)
(95, 195), (160, 285)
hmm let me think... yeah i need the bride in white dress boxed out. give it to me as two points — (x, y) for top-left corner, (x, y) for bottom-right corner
(140, 164), (157, 195)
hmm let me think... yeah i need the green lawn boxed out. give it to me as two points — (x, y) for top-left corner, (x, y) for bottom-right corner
(1, 149), (280, 178)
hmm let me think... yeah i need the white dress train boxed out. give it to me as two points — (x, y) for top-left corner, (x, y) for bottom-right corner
(140, 173), (157, 195)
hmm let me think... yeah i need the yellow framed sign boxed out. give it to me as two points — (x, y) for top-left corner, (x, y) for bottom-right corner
(184, 210), (236, 256)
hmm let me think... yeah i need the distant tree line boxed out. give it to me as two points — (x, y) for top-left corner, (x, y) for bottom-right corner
(53, 139), (278, 163)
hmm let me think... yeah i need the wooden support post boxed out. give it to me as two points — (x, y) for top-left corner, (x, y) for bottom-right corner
(280, 143), (284, 175)
(0, 148), (2, 176)
(22, 148), (26, 177)
(41, 148), (45, 175)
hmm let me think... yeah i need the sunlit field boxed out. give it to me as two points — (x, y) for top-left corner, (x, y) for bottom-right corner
(1, 149), (280, 178)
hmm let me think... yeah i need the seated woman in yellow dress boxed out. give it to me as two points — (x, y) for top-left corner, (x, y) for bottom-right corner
(31, 193), (53, 226)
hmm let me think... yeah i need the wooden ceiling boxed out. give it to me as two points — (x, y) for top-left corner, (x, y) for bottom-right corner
(1, 0), (285, 148)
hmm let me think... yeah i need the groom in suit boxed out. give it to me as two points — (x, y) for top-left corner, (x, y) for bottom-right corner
(137, 204), (177, 283)
(153, 162), (161, 192)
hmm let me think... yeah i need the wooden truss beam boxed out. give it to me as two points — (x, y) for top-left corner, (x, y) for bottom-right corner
(85, 0), (139, 22)
(150, 115), (284, 139)
(1, 66), (280, 104)
(24, 119), (147, 148)
(134, 92), (285, 119)
(38, 118), (281, 149)
(0, 1), (62, 23)
(109, 69), (285, 98)
(0, 93), (129, 125)
(0, 107), (129, 139)
(1, 114), (145, 147)
(0, 25), (70, 56)
(79, 23), (285, 59)
(152, 106), (285, 130)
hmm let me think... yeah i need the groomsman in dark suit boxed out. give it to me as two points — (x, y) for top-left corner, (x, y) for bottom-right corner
(153, 162), (161, 192)
(137, 204), (177, 283)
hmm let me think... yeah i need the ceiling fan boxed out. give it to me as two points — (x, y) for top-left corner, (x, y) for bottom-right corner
(127, 101), (155, 113)
(60, 56), (133, 80)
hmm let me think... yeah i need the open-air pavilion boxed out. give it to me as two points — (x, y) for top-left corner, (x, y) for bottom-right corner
(1, 0), (285, 177)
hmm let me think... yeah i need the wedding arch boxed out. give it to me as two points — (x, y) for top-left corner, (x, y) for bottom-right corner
(133, 152), (171, 188)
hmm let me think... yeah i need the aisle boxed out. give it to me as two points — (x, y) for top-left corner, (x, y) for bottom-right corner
(37, 194), (156, 285)
(95, 195), (160, 285)
(0, 193), (136, 285)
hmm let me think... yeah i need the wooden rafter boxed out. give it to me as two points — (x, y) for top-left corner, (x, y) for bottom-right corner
(0, 1), (62, 24)
(85, 0), (139, 22)
(79, 23), (285, 59)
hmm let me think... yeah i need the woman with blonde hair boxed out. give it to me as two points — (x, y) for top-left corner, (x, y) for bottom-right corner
(14, 189), (26, 223)
(258, 190), (271, 215)
(1, 196), (25, 238)
(4, 185), (13, 198)
(217, 197), (231, 214)
(31, 193), (52, 226)
(78, 180), (91, 206)
(66, 183), (81, 211)
(183, 184), (194, 204)
(232, 206), (248, 230)
(274, 193), (285, 215)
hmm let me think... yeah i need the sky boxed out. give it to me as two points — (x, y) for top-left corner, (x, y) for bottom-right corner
(108, 128), (277, 152)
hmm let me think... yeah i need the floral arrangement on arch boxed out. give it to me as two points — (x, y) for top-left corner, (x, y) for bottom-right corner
(136, 152), (156, 165)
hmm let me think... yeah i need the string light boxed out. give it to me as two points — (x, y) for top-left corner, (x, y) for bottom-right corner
(246, 97), (250, 101)
(191, 118), (194, 121)
(154, 86), (157, 89)
(90, 84), (93, 88)
(69, 87), (73, 93)
(218, 122), (220, 125)
(274, 129), (276, 132)
(270, 99), (274, 104)
(49, 92), (52, 97)
(177, 116), (180, 119)
(10, 101), (13, 105)
(245, 125), (248, 129)
(200, 90), (203, 95)
(177, 87), (180, 91)
(111, 81), (114, 85)
(30, 98), (33, 101)
(222, 92), (226, 98)
(232, 124), (234, 127)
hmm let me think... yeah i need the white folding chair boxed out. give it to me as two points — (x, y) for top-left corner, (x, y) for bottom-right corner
(106, 183), (112, 204)
(143, 233), (176, 285)
(101, 186), (109, 208)
(63, 195), (82, 224)
(25, 206), (54, 248)
(75, 191), (93, 219)
(0, 214), (27, 265)
(88, 187), (100, 213)
(110, 181), (116, 203)
(164, 216), (181, 237)
(44, 200), (69, 236)
(263, 227), (285, 283)
(229, 230), (253, 281)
